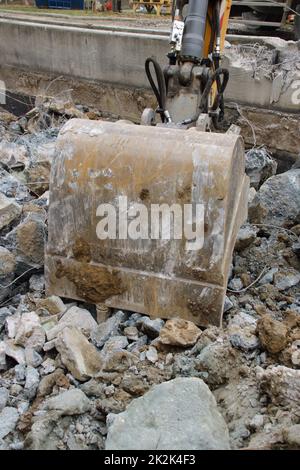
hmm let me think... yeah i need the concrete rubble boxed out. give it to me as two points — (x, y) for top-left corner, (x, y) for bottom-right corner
(106, 378), (230, 450)
(0, 92), (299, 451)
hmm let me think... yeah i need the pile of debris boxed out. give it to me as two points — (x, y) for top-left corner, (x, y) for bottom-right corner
(0, 99), (300, 450)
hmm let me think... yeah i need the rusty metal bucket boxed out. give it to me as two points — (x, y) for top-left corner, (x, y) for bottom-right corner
(45, 119), (249, 327)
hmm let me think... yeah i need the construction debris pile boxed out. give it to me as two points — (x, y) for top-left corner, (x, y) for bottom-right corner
(0, 100), (300, 450)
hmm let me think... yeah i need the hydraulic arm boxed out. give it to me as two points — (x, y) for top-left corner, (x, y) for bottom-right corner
(142, 0), (232, 130)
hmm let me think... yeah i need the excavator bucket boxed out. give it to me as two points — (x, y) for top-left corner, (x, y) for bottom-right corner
(45, 119), (249, 327)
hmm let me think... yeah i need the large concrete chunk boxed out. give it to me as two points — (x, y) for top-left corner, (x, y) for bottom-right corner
(46, 119), (249, 326)
(55, 326), (103, 381)
(249, 169), (300, 227)
(45, 389), (91, 415)
(105, 377), (230, 450)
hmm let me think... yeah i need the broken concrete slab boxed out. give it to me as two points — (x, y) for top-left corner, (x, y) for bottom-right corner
(106, 377), (230, 450)
(55, 326), (103, 381)
(245, 148), (277, 189)
(44, 389), (91, 416)
(159, 318), (202, 347)
(249, 169), (300, 227)
(46, 305), (97, 341)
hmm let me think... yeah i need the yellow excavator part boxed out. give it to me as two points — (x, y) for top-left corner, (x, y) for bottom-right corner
(46, 119), (249, 327)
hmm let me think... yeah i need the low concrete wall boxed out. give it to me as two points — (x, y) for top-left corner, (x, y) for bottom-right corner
(0, 18), (169, 89)
(0, 17), (299, 114)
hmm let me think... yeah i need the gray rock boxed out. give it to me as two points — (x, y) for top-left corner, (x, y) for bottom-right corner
(136, 316), (164, 339)
(80, 379), (105, 398)
(5, 314), (19, 339)
(291, 341), (300, 366)
(228, 277), (243, 291)
(228, 311), (257, 329)
(257, 366), (300, 410)
(36, 295), (66, 316)
(0, 192), (22, 230)
(55, 326), (103, 381)
(91, 310), (127, 348)
(24, 410), (63, 450)
(283, 424), (300, 448)
(0, 342), (6, 370)
(0, 407), (19, 439)
(15, 364), (26, 382)
(45, 389), (91, 416)
(0, 247), (16, 302)
(274, 270), (300, 291)
(102, 335), (129, 354)
(9, 441), (24, 450)
(123, 313), (142, 327)
(0, 438), (8, 450)
(292, 242), (300, 259)
(172, 355), (202, 378)
(0, 141), (29, 169)
(223, 296), (234, 313)
(0, 388), (9, 412)
(127, 334), (148, 353)
(197, 340), (238, 387)
(10, 384), (23, 396)
(258, 267), (279, 286)
(17, 401), (29, 415)
(104, 385), (115, 397)
(46, 305), (97, 341)
(245, 148), (277, 189)
(106, 378), (230, 450)
(29, 274), (45, 293)
(41, 358), (56, 375)
(25, 347), (43, 368)
(0, 168), (31, 203)
(249, 169), (300, 227)
(229, 330), (260, 352)
(249, 414), (264, 431)
(228, 312), (259, 352)
(8, 213), (46, 268)
(146, 346), (158, 363)
(14, 311), (42, 349)
(0, 307), (11, 332)
(235, 225), (257, 251)
(24, 366), (40, 399)
(123, 326), (139, 341)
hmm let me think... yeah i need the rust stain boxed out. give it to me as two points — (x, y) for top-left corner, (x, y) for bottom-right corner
(176, 184), (191, 203)
(72, 237), (92, 263)
(187, 294), (221, 327)
(139, 188), (150, 201)
(55, 259), (125, 304)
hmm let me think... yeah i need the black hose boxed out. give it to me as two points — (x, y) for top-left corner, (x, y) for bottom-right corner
(199, 67), (229, 113)
(145, 57), (167, 123)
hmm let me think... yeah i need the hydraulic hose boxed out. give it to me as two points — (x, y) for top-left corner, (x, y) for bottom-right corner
(200, 68), (229, 113)
(145, 57), (167, 123)
(179, 67), (229, 126)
